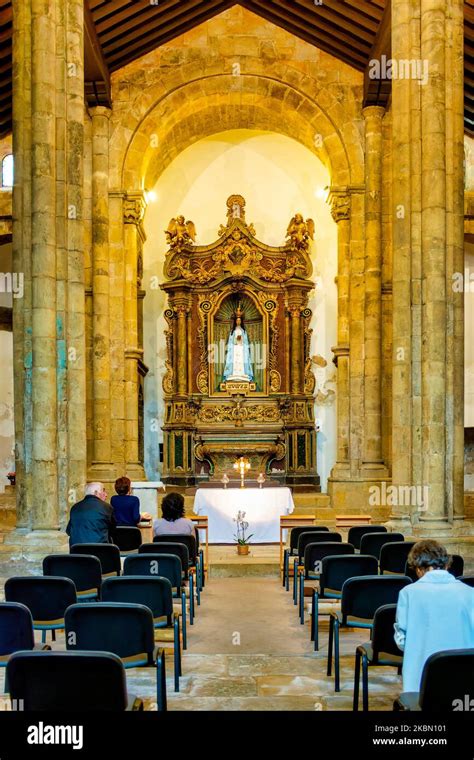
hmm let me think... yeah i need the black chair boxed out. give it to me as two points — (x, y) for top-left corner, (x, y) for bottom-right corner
(283, 526), (329, 589)
(43, 554), (102, 601)
(111, 527), (142, 555)
(4, 576), (77, 643)
(347, 525), (387, 551)
(459, 576), (474, 587)
(297, 543), (355, 624)
(0, 602), (50, 693)
(353, 604), (402, 711)
(379, 542), (417, 575)
(64, 602), (167, 711)
(71, 543), (121, 577)
(327, 575), (412, 691)
(404, 553), (465, 581)
(6, 650), (144, 711)
(140, 542), (197, 616)
(101, 576), (181, 690)
(293, 532), (342, 603)
(311, 555), (379, 650)
(359, 532), (405, 561)
(394, 649), (474, 711)
(154, 534), (203, 593)
(124, 553), (191, 639)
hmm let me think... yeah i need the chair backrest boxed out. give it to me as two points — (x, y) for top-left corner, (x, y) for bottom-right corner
(123, 553), (183, 590)
(340, 575), (412, 623)
(7, 650), (130, 711)
(449, 554), (464, 577)
(359, 532), (405, 560)
(297, 531), (342, 559)
(70, 543), (121, 576)
(65, 602), (155, 662)
(379, 542), (417, 575)
(370, 604), (401, 661)
(404, 554), (465, 582)
(4, 577), (77, 622)
(0, 602), (35, 655)
(110, 527), (142, 552)
(303, 542), (354, 575)
(289, 526), (328, 551)
(154, 533), (197, 563)
(139, 542), (189, 579)
(320, 555), (379, 596)
(459, 576), (474, 588)
(347, 525), (387, 550)
(101, 576), (173, 619)
(43, 554), (102, 594)
(419, 649), (474, 711)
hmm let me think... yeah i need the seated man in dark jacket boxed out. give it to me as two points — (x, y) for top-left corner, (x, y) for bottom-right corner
(66, 483), (116, 547)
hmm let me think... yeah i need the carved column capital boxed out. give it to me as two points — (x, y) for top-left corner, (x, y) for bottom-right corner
(123, 192), (147, 226)
(327, 188), (351, 223)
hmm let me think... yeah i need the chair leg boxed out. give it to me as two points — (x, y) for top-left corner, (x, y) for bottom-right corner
(353, 651), (361, 711)
(327, 615), (334, 676)
(313, 592), (319, 651)
(4, 668), (9, 694)
(156, 649), (167, 712)
(362, 653), (369, 711)
(173, 617), (181, 692)
(334, 618), (340, 692)
(41, 630), (46, 644)
(196, 572), (201, 606)
(293, 559), (298, 604)
(52, 629), (56, 642)
(189, 574), (195, 624)
(299, 572), (305, 624)
(283, 550), (288, 589)
(181, 592), (187, 650)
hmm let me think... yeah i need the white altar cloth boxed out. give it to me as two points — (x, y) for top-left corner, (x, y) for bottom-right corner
(193, 487), (294, 543)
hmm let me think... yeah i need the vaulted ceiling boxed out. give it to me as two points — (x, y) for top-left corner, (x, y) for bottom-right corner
(0, 0), (473, 139)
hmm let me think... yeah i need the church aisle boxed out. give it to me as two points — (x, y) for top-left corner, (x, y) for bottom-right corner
(131, 577), (400, 711)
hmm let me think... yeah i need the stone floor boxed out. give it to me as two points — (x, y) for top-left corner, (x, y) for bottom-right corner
(0, 565), (401, 711)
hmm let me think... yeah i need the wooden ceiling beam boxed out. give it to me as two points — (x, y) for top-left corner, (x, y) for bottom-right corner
(243, 0), (368, 68)
(84, 0), (111, 107)
(363, 0), (391, 108)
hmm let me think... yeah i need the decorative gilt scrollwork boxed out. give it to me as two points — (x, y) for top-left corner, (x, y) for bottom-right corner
(162, 308), (175, 394)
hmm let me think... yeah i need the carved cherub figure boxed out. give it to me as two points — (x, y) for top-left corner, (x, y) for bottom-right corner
(165, 215), (196, 250)
(286, 213), (315, 251)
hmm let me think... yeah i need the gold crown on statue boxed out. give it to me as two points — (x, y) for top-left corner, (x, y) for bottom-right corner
(235, 303), (243, 317)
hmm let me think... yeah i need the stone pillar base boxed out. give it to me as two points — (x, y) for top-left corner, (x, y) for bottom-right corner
(126, 463), (146, 482)
(0, 529), (69, 572)
(87, 463), (117, 484)
(327, 475), (391, 523)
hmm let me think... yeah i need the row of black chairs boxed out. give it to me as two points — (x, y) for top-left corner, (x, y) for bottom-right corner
(283, 525), (474, 710)
(0, 601), (166, 710)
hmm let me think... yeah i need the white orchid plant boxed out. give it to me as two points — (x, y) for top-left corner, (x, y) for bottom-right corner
(232, 510), (254, 545)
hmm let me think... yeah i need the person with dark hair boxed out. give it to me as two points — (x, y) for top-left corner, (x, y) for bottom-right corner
(153, 492), (195, 537)
(394, 539), (474, 692)
(110, 476), (151, 526)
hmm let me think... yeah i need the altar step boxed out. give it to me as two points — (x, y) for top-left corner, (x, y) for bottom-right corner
(207, 545), (281, 578)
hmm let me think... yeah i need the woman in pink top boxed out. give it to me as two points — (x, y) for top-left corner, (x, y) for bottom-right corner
(153, 492), (196, 537)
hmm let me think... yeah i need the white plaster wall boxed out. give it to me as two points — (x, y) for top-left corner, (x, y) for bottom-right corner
(142, 129), (337, 491)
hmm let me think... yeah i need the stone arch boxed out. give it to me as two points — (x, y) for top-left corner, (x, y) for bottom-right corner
(116, 73), (363, 192)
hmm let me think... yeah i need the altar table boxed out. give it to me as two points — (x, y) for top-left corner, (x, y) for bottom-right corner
(193, 487), (294, 544)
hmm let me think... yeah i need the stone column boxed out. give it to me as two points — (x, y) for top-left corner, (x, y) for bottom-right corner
(363, 106), (386, 472)
(328, 189), (351, 469)
(123, 193), (146, 479)
(10, 0), (85, 544)
(391, 0), (464, 528)
(89, 106), (113, 481)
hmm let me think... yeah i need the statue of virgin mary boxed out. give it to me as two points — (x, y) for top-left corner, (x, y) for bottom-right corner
(223, 306), (254, 382)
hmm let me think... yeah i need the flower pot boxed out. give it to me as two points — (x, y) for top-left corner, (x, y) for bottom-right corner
(237, 544), (250, 556)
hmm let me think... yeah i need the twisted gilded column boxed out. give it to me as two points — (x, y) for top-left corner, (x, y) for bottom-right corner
(289, 303), (302, 395)
(123, 193), (146, 479)
(174, 300), (189, 397)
